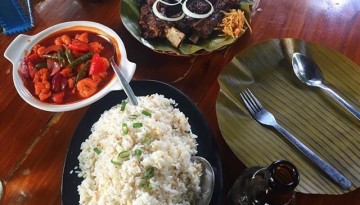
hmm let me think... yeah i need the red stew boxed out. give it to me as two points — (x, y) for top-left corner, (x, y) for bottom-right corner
(19, 31), (115, 104)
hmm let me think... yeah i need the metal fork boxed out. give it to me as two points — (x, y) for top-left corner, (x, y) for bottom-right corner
(240, 89), (351, 190)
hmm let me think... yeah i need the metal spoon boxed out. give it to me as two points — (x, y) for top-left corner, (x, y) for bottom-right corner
(98, 34), (138, 106)
(192, 156), (215, 205)
(292, 52), (360, 120)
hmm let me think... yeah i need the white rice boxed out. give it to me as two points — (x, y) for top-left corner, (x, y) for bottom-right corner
(77, 94), (202, 205)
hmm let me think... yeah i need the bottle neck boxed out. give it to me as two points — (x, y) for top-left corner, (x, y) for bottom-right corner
(258, 160), (300, 205)
(226, 160), (300, 205)
(266, 160), (300, 192)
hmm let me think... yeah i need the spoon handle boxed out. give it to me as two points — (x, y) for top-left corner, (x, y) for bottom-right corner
(110, 58), (138, 106)
(319, 84), (360, 120)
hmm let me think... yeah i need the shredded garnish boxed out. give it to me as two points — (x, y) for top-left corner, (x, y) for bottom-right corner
(220, 9), (252, 38)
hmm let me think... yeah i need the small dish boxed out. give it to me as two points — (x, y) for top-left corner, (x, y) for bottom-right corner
(4, 21), (136, 112)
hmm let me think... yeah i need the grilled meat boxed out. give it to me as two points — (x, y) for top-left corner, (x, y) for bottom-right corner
(139, 0), (242, 45)
(214, 0), (241, 10)
(174, 0), (213, 35)
(139, 4), (169, 38)
(188, 0), (213, 13)
(192, 11), (223, 39)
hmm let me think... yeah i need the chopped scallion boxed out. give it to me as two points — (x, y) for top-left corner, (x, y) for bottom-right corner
(120, 100), (127, 111)
(111, 150), (130, 165)
(129, 114), (138, 119)
(135, 149), (142, 156)
(144, 167), (155, 179)
(122, 123), (128, 135)
(111, 159), (122, 165)
(118, 150), (130, 158)
(133, 122), (143, 128)
(141, 110), (151, 117)
(93, 147), (101, 155)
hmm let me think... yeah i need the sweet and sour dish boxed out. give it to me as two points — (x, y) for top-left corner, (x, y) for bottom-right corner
(19, 31), (115, 104)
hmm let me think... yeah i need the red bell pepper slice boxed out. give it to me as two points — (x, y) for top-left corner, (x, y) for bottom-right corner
(89, 53), (107, 75)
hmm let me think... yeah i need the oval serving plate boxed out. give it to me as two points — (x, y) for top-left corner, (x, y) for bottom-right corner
(120, 0), (252, 56)
(62, 80), (223, 205)
(216, 38), (360, 195)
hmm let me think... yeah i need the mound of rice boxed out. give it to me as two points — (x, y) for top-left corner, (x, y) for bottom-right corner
(77, 94), (202, 205)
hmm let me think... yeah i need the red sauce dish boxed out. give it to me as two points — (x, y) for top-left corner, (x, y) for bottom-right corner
(5, 21), (136, 112)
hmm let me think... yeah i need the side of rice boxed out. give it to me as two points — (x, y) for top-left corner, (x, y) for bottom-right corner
(77, 94), (202, 205)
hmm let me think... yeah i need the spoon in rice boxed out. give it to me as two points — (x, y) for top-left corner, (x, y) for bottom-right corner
(98, 34), (138, 106)
(99, 34), (215, 203)
(192, 156), (215, 205)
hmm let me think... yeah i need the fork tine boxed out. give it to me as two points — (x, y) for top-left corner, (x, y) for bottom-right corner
(245, 89), (264, 111)
(240, 91), (256, 115)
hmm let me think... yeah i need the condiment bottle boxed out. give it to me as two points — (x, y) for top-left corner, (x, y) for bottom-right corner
(227, 160), (300, 205)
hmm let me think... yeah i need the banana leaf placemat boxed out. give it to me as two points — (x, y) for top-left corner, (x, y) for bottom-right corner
(216, 38), (360, 194)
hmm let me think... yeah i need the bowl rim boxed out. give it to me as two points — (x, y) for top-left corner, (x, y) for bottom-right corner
(4, 21), (136, 112)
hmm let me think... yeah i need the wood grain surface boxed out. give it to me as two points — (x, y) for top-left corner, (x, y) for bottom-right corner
(0, 0), (359, 204)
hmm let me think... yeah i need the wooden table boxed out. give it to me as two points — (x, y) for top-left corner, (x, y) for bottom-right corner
(1, 0), (359, 204)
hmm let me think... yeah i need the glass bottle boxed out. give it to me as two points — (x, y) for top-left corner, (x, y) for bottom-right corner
(227, 160), (300, 205)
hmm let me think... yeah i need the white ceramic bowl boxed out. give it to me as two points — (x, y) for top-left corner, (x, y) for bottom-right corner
(4, 21), (136, 112)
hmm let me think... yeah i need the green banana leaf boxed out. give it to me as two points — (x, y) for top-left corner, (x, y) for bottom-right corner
(120, 0), (253, 56)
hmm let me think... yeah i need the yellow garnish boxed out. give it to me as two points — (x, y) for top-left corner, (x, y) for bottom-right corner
(220, 9), (252, 38)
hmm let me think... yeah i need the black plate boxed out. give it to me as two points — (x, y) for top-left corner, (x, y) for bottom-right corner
(61, 80), (223, 205)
